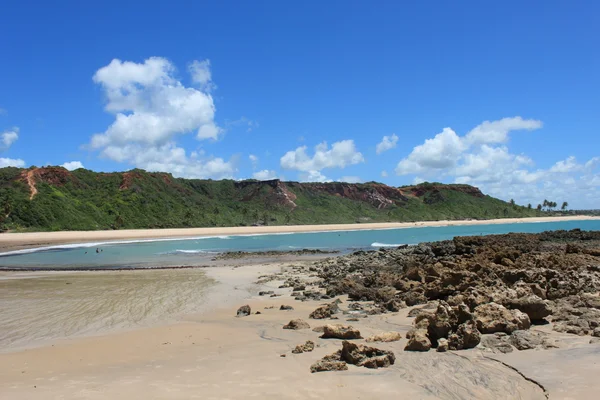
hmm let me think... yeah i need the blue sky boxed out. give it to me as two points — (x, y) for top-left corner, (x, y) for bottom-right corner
(1, 1), (599, 208)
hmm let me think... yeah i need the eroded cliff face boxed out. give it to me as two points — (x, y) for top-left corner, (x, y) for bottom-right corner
(287, 182), (410, 209)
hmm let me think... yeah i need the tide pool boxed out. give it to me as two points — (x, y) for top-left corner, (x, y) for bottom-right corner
(1, 219), (599, 269)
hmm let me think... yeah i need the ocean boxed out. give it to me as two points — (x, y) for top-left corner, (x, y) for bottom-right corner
(1, 219), (599, 269)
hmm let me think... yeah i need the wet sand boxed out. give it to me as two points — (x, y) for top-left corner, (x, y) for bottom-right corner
(1, 261), (599, 399)
(0, 216), (598, 253)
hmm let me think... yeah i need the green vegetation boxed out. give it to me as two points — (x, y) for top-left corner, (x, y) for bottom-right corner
(0, 167), (547, 232)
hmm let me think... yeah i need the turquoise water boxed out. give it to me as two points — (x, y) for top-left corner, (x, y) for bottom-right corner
(1, 220), (599, 269)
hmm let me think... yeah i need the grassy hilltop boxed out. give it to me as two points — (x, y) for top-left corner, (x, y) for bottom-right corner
(0, 166), (540, 231)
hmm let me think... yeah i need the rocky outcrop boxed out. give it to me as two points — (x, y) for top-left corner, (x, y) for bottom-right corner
(236, 305), (251, 317)
(474, 303), (530, 334)
(311, 229), (600, 341)
(283, 319), (310, 330)
(320, 324), (362, 340)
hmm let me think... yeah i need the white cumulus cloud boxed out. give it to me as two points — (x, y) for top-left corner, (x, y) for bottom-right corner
(0, 158), (25, 168)
(1, 127), (19, 149)
(89, 57), (233, 179)
(252, 169), (278, 180)
(299, 170), (332, 183)
(249, 154), (258, 167)
(280, 140), (364, 172)
(465, 117), (542, 145)
(376, 134), (398, 154)
(394, 116), (600, 208)
(62, 161), (84, 170)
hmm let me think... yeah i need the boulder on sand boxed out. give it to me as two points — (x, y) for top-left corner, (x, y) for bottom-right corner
(310, 341), (395, 372)
(310, 360), (348, 373)
(309, 301), (340, 319)
(236, 305), (251, 317)
(340, 341), (395, 369)
(283, 319), (311, 330)
(320, 324), (362, 340)
(404, 329), (431, 351)
(292, 340), (315, 354)
(279, 305), (294, 311)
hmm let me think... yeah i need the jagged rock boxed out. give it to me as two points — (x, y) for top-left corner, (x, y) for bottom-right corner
(310, 360), (348, 373)
(321, 324), (362, 340)
(340, 341), (395, 369)
(366, 332), (402, 342)
(448, 320), (481, 350)
(292, 340), (315, 353)
(258, 290), (274, 296)
(236, 305), (251, 317)
(437, 338), (449, 352)
(404, 329), (431, 351)
(309, 301), (339, 319)
(474, 303), (531, 334)
(279, 305), (294, 311)
(505, 295), (552, 321)
(283, 319), (310, 330)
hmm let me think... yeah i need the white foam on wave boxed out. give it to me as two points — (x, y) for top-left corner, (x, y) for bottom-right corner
(0, 235), (233, 257)
(371, 242), (405, 248)
(159, 249), (218, 255)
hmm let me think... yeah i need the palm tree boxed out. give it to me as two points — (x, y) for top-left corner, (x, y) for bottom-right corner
(537, 204), (542, 212)
(561, 201), (569, 211)
(527, 203), (532, 209)
(510, 199), (516, 207)
(543, 199), (549, 210)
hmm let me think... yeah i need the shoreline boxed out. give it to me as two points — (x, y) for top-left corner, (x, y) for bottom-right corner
(0, 215), (598, 253)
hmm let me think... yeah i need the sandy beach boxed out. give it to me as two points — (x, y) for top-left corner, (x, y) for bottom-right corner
(1, 259), (599, 399)
(0, 215), (598, 253)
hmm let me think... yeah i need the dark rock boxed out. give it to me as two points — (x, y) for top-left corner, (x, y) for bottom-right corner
(279, 305), (294, 311)
(236, 305), (251, 317)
